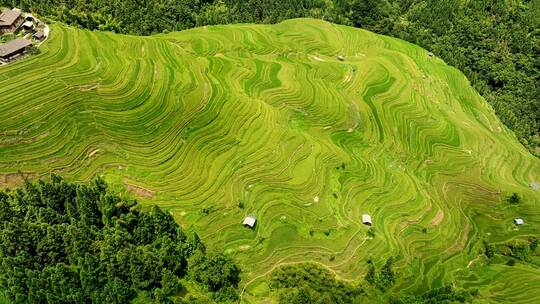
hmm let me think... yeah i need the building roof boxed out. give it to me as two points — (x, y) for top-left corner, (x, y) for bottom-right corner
(514, 218), (524, 225)
(34, 31), (44, 38)
(243, 215), (256, 227)
(0, 38), (32, 57)
(0, 9), (21, 27)
(22, 20), (33, 28)
(531, 182), (539, 190)
(362, 214), (372, 224)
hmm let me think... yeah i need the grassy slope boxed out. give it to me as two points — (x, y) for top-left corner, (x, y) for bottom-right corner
(0, 18), (539, 302)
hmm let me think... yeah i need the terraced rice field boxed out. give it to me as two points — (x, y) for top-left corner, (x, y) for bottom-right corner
(0, 18), (539, 302)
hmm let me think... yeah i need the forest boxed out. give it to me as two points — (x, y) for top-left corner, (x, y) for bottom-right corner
(0, 0), (537, 157)
(0, 176), (240, 303)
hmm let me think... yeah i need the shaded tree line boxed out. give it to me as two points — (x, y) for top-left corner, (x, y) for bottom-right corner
(0, 175), (240, 303)
(390, 285), (477, 304)
(364, 257), (396, 291)
(483, 237), (540, 265)
(269, 260), (477, 303)
(0, 0), (538, 156)
(268, 263), (364, 303)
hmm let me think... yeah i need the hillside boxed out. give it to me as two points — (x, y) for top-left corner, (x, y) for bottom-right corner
(4, 0), (538, 156)
(0, 19), (539, 302)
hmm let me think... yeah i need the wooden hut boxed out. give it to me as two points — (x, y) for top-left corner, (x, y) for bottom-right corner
(362, 214), (372, 226)
(0, 9), (23, 34)
(0, 38), (32, 62)
(243, 214), (256, 229)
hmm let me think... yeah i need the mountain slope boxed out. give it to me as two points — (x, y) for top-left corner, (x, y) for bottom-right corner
(0, 18), (539, 302)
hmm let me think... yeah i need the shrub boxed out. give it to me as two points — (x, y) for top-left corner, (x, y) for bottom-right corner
(269, 263), (363, 304)
(367, 227), (375, 238)
(507, 193), (521, 204)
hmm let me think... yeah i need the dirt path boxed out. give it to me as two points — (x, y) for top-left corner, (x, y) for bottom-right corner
(37, 22), (50, 47)
(467, 254), (483, 268)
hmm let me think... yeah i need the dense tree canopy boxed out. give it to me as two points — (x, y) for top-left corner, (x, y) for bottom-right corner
(1, 0), (537, 156)
(268, 261), (477, 303)
(0, 175), (240, 303)
(268, 263), (364, 303)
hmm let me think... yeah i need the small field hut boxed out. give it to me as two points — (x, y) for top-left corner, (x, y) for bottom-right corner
(362, 214), (372, 226)
(514, 218), (524, 225)
(243, 214), (256, 229)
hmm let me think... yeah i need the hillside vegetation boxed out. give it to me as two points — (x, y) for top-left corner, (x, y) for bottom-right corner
(0, 19), (539, 302)
(0, 176), (240, 303)
(2, 0), (538, 156)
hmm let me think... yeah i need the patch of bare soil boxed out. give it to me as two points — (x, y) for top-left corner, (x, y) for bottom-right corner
(124, 180), (155, 198)
(79, 83), (100, 91)
(430, 209), (444, 226)
(0, 172), (35, 188)
(88, 149), (100, 157)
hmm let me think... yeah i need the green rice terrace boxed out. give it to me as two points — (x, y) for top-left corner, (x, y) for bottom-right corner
(0, 18), (539, 302)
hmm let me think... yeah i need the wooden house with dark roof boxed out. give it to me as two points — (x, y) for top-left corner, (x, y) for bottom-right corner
(0, 38), (32, 62)
(0, 9), (23, 34)
(33, 30), (45, 41)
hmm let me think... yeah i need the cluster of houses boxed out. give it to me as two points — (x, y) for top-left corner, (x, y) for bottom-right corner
(0, 7), (46, 63)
